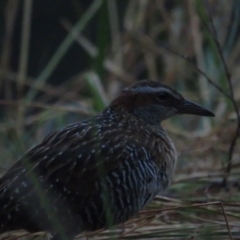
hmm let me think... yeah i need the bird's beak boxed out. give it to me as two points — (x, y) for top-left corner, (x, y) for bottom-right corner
(178, 99), (215, 117)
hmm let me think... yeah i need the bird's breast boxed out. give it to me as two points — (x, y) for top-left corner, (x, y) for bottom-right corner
(155, 131), (177, 189)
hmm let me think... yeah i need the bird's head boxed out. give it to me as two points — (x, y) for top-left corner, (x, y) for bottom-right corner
(109, 80), (214, 125)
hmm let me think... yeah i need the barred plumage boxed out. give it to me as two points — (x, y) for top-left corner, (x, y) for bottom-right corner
(0, 80), (214, 240)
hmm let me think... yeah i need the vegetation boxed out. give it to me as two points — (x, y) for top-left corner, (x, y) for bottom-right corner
(0, 0), (239, 239)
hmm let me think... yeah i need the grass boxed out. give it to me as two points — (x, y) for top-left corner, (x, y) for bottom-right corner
(0, 0), (240, 239)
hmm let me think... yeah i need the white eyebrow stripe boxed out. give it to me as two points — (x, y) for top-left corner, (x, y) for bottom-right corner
(132, 86), (182, 99)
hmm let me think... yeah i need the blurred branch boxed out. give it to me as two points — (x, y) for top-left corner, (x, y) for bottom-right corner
(157, 42), (231, 98)
(188, 0), (211, 132)
(18, 0), (32, 93)
(107, 0), (123, 67)
(26, 0), (103, 102)
(17, 0), (33, 137)
(0, 100), (93, 115)
(61, 19), (135, 83)
(0, 99), (94, 134)
(205, 0), (240, 183)
(133, 32), (231, 99)
(0, 0), (20, 98)
(0, 68), (79, 101)
(84, 72), (108, 111)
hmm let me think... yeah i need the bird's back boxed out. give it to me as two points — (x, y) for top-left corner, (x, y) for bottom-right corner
(0, 107), (176, 238)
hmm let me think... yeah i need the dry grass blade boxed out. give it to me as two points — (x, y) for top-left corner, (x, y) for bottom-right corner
(204, 0), (240, 185)
(16, 0), (33, 137)
(219, 202), (233, 240)
(60, 19), (134, 83)
(26, 0), (103, 102)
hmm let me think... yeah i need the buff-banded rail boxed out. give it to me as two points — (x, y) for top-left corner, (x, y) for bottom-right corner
(0, 80), (214, 240)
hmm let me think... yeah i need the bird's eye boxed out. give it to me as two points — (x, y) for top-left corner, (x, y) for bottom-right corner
(157, 93), (168, 101)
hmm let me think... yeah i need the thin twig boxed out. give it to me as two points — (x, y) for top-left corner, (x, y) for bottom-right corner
(17, 0), (33, 137)
(156, 41), (231, 99)
(26, 0), (103, 102)
(133, 32), (231, 99)
(0, 0), (20, 98)
(219, 202), (233, 240)
(141, 201), (233, 240)
(0, 68), (84, 101)
(117, 216), (154, 238)
(0, 100), (93, 115)
(60, 19), (135, 83)
(205, 0), (240, 182)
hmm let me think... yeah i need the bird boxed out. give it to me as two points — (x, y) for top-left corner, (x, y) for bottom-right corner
(0, 80), (214, 240)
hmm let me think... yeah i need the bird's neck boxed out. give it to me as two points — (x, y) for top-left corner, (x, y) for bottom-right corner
(102, 107), (164, 136)
(106, 105), (164, 127)
(102, 106), (177, 176)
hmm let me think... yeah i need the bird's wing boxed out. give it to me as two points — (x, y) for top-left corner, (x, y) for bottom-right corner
(0, 116), (171, 234)
(0, 117), (153, 201)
